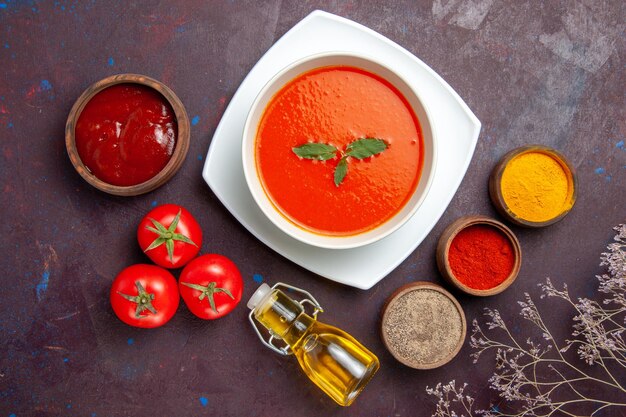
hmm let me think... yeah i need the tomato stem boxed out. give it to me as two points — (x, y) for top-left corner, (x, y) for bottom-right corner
(144, 209), (198, 264)
(181, 281), (234, 313)
(117, 281), (158, 318)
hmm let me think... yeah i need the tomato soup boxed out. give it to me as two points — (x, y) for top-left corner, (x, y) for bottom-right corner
(255, 66), (424, 236)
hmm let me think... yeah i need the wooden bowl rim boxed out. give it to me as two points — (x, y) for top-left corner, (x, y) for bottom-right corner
(436, 215), (522, 297)
(65, 73), (190, 196)
(380, 281), (467, 369)
(488, 145), (577, 228)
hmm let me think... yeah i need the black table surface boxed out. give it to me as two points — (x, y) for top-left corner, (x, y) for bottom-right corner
(1, 1), (624, 416)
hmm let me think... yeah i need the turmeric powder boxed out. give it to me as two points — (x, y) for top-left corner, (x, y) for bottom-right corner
(500, 151), (574, 223)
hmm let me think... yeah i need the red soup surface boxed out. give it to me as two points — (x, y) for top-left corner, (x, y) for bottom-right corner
(256, 66), (424, 236)
(75, 84), (177, 186)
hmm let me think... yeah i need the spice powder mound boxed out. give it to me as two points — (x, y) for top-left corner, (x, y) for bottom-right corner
(500, 151), (573, 223)
(383, 288), (463, 367)
(448, 224), (514, 290)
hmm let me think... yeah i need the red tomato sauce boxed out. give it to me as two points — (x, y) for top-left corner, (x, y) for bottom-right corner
(75, 84), (177, 186)
(256, 66), (423, 236)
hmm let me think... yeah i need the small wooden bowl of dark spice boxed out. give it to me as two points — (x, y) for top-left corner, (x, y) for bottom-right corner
(381, 281), (466, 369)
(65, 74), (190, 196)
(436, 215), (522, 296)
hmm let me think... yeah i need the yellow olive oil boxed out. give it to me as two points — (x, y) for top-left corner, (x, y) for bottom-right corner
(251, 285), (379, 406)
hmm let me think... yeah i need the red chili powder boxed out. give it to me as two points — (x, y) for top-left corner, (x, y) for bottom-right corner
(448, 224), (515, 290)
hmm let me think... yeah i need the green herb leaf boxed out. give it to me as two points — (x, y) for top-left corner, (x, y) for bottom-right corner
(334, 157), (348, 187)
(292, 143), (338, 160)
(293, 138), (389, 187)
(346, 138), (388, 159)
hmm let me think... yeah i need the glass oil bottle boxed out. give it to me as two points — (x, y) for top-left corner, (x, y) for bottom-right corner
(247, 282), (379, 406)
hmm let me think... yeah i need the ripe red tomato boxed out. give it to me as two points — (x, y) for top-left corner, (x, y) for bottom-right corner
(137, 204), (202, 269)
(110, 264), (179, 328)
(179, 254), (243, 319)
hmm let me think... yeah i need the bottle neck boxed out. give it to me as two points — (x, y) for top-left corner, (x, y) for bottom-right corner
(253, 289), (316, 348)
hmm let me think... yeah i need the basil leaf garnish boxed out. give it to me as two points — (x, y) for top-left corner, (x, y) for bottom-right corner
(292, 143), (338, 160)
(346, 138), (388, 159)
(334, 157), (348, 187)
(291, 137), (388, 187)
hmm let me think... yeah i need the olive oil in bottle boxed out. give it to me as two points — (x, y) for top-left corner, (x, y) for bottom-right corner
(247, 283), (379, 406)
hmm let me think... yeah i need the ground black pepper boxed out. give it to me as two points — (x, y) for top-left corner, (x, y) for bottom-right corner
(382, 286), (465, 369)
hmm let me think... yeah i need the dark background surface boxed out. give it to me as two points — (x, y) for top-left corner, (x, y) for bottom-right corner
(1, 1), (624, 416)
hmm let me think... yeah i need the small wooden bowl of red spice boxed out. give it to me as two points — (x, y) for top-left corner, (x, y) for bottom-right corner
(65, 74), (190, 196)
(436, 215), (522, 296)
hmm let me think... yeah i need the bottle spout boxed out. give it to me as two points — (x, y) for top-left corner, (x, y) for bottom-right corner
(247, 283), (271, 310)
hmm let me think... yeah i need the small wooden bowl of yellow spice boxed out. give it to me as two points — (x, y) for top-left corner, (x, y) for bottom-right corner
(489, 145), (577, 228)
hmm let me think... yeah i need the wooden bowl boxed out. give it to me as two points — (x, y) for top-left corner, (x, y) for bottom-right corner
(489, 145), (577, 227)
(436, 215), (522, 296)
(380, 281), (466, 369)
(65, 74), (190, 196)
